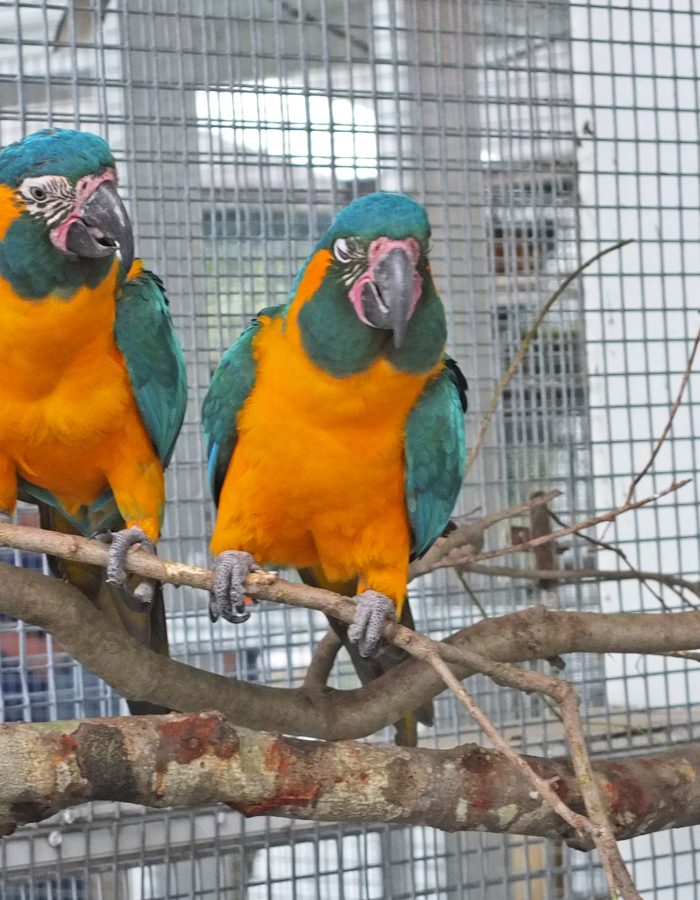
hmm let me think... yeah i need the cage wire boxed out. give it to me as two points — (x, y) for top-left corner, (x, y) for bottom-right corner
(0, 0), (698, 897)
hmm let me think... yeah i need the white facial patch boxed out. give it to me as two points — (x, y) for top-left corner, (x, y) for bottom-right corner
(17, 175), (75, 226)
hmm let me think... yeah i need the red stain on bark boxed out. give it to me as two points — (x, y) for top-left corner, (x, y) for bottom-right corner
(156, 713), (240, 770)
(55, 734), (79, 761)
(229, 789), (321, 818)
(154, 770), (166, 800)
(603, 762), (649, 822)
(231, 736), (324, 816)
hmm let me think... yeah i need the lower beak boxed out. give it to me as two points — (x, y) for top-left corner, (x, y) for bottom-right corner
(362, 247), (417, 349)
(65, 181), (134, 273)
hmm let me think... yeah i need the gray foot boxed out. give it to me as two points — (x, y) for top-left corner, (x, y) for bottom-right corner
(210, 551), (260, 624)
(347, 590), (396, 658)
(98, 526), (156, 607)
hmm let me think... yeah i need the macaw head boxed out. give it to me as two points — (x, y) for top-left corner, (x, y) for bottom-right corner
(296, 192), (445, 376)
(0, 129), (133, 298)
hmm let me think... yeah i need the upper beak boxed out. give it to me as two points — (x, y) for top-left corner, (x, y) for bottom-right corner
(65, 181), (134, 273)
(363, 247), (417, 349)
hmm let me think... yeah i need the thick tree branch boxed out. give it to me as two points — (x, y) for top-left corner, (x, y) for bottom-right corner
(3, 559), (700, 742)
(3, 710), (700, 851)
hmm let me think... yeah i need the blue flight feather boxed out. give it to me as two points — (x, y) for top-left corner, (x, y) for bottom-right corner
(404, 357), (467, 558)
(203, 306), (284, 504)
(114, 270), (188, 468)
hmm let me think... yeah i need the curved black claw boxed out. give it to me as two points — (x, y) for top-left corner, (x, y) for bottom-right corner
(97, 526), (157, 608)
(210, 551), (261, 624)
(347, 590), (396, 658)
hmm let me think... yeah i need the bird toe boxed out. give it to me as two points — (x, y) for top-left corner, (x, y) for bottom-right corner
(348, 590), (396, 658)
(210, 550), (260, 624)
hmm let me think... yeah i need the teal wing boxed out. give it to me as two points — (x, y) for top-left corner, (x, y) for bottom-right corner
(203, 306), (284, 504)
(20, 269), (187, 537)
(19, 478), (122, 536)
(114, 269), (187, 468)
(404, 356), (467, 559)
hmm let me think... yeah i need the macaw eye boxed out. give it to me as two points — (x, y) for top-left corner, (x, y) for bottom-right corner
(30, 186), (47, 202)
(333, 238), (351, 263)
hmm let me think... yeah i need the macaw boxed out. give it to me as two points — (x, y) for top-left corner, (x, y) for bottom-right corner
(203, 192), (466, 743)
(0, 129), (187, 712)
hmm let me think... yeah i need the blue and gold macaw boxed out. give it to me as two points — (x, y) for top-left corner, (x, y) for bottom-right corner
(0, 129), (187, 712)
(203, 192), (466, 743)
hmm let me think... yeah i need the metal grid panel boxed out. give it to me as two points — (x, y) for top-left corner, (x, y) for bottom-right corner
(0, 0), (699, 897)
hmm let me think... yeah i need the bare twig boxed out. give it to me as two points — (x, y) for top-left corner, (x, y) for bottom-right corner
(624, 321), (700, 507)
(409, 490), (561, 579)
(429, 654), (591, 832)
(600, 321), (700, 546)
(453, 569), (489, 618)
(655, 650), (700, 664)
(549, 509), (678, 611)
(434, 479), (690, 568)
(449, 562), (700, 599)
(394, 637), (640, 896)
(451, 489), (562, 535)
(466, 239), (633, 472)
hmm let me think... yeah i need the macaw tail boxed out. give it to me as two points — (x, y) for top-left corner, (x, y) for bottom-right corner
(38, 504), (170, 716)
(299, 568), (434, 747)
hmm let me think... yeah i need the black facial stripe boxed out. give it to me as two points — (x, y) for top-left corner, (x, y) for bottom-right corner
(340, 260), (365, 286)
(44, 198), (73, 225)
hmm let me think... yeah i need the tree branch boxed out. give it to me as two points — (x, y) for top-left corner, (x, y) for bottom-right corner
(4, 559), (700, 742)
(3, 710), (700, 852)
(1, 525), (696, 895)
(303, 629), (342, 690)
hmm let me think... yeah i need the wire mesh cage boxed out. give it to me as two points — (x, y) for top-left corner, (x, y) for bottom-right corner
(1, 0), (699, 897)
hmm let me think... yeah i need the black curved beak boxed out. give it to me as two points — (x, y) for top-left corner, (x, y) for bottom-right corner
(361, 247), (416, 349)
(65, 181), (134, 273)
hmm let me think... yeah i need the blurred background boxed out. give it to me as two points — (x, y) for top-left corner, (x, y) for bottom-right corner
(0, 0), (699, 897)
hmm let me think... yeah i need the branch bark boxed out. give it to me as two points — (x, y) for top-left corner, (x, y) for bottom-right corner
(3, 710), (700, 851)
(3, 560), (700, 742)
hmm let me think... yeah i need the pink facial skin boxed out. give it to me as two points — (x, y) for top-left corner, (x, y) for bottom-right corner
(348, 236), (423, 326)
(49, 168), (118, 253)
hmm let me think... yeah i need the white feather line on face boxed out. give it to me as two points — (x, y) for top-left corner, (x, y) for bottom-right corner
(333, 237), (367, 286)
